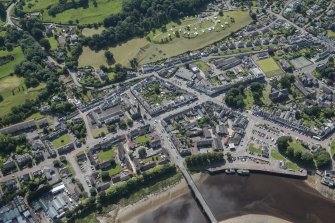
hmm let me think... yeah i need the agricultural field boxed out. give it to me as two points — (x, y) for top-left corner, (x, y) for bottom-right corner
(256, 57), (284, 77)
(0, 76), (46, 117)
(21, 0), (123, 24)
(82, 27), (106, 37)
(0, 47), (25, 79)
(52, 134), (72, 149)
(79, 11), (252, 67)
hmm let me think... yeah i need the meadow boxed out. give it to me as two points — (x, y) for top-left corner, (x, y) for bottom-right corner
(0, 47), (25, 78)
(0, 75), (46, 117)
(22, 0), (122, 24)
(79, 11), (252, 68)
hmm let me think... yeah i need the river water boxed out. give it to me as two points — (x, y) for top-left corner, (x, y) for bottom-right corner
(138, 174), (335, 223)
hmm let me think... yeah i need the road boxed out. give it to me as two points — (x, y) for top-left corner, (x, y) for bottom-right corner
(5, 3), (16, 27)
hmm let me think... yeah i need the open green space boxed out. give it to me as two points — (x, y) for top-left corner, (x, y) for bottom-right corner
(143, 154), (162, 163)
(82, 27), (106, 37)
(79, 11), (252, 67)
(271, 150), (285, 160)
(52, 134), (72, 149)
(327, 30), (335, 39)
(257, 57), (283, 77)
(92, 127), (108, 138)
(24, 112), (45, 121)
(194, 60), (211, 72)
(244, 89), (254, 109)
(249, 143), (262, 154)
(22, 0), (123, 24)
(331, 141), (335, 157)
(106, 163), (121, 176)
(288, 141), (305, 153)
(134, 135), (150, 144)
(0, 47), (25, 79)
(47, 36), (58, 50)
(286, 161), (300, 170)
(75, 213), (100, 223)
(0, 76), (46, 117)
(97, 147), (116, 163)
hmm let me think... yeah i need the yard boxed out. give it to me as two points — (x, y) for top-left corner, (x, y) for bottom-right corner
(52, 134), (72, 149)
(194, 60), (212, 72)
(257, 57), (283, 77)
(47, 36), (58, 51)
(142, 83), (177, 105)
(22, 0), (123, 24)
(78, 10), (252, 67)
(92, 127), (108, 138)
(0, 76), (46, 117)
(98, 147), (116, 163)
(0, 47), (25, 79)
(134, 134), (150, 144)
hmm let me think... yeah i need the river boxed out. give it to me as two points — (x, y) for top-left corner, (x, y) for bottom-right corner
(138, 174), (335, 223)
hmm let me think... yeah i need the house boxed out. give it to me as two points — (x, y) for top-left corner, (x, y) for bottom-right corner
(269, 88), (289, 101)
(3, 158), (16, 171)
(16, 154), (32, 167)
(149, 133), (161, 148)
(214, 57), (241, 70)
(140, 162), (156, 171)
(216, 124), (228, 136)
(262, 146), (269, 158)
(279, 59), (292, 71)
(203, 127), (212, 138)
(118, 143), (126, 162)
(175, 67), (197, 81)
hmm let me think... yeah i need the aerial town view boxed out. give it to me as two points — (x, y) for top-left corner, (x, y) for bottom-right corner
(0, 0), (335, 222)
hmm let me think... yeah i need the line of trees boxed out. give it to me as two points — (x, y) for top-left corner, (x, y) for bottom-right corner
(83, 0), (209, 50)
(185, 152), (224, 169)
(65, 164), (177, 222)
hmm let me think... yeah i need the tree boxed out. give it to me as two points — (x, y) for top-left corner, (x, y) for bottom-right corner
(39, 38), (51, 51)
(279, 75), (295, 89)
(0, 94), (3, 102)
(138, 147), (147, 159)
(0, 2), (5, 21)
(104, 51), (114, 63)
(314, 150), (331, 169)
(276, 136), (292, 153)
(101, 171), (110, 181)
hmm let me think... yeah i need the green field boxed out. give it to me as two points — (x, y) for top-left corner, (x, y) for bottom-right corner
(47, 36), (58, 50)
(194, 60), (211, 72)
(79, 11), (252, 67)
(327, 30), (335, 39)
(0, 47), (25, 79)
(52, 134), (72, 149)
(92, 127), (108, 138)
(97, 148), (116, 163)
(244, 89), (254, 109)
(331, 141), (335, 157)
(22, 0), (123, 24)
(0, 76), (46, 117)
(249, 143), (262, 154)
(257, 57), (284, 77)
(82, 27), (106, 37)
(134, 135), (150, 144)
(271, 150), (285, 160)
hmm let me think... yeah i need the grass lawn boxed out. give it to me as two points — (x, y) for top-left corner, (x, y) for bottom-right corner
(92, 127), (108, 138)
(24, 112), (45, 121)
(327, 30), (335, 39)
(257, 57), (283, 78)
(244, 89), (254, 109)
(82, 27), (105, 37)
(52, 134), (72, 149)
(271, 150), (285, 160)
(288, 141), (305, 153)
(134, 135), (150, 144)
(67, 162), (76, 176)
(75, 213), (100, 223)
(79, 10), (252, 67)
(249, 143), (262, 154)
(23, 0), (122, 24)
(0, 47), (25, 79)
(194, 60), (211, 72)
(97, 148), (116, 163)
(261, 84), (272, 106)
(47, 36), (58, 50)
(331, 141), (335, 157)
(107, 163), (121, 176)
(107, 72), (116, 81)
(286, 162), (300, 170)
(0, 76), (46, 117)
(143, 154), (162, 163)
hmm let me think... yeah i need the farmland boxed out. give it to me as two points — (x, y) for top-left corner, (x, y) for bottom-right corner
(0, 76), (46, 117)
(78, 11), (252, 67)
(0, 47), (25, 79)
(21, 0), (123, 24)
